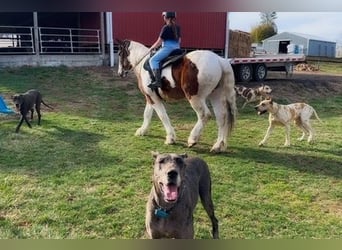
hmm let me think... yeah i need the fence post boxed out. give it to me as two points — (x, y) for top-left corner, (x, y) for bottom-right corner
(69, 29), (74, 53)
(33, 12), (40, 63)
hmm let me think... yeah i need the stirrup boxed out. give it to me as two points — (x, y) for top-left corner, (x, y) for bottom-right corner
(148, 84), (161, 91)
(148, 82), (162, 90)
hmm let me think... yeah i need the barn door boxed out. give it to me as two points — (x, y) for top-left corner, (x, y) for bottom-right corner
(279, 40), (290, 54)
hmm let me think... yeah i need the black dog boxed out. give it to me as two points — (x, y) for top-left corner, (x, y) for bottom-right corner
(12, 89), (53, 133)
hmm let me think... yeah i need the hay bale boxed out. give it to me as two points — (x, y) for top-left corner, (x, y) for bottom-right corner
(228, 30), (251, 58)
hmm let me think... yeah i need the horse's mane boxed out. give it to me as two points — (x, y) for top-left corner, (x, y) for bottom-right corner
(128, 40), (149, 50)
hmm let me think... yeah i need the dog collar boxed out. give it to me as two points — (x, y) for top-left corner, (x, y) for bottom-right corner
(154, 208), (170, 218)
(152, 198), (174, 219)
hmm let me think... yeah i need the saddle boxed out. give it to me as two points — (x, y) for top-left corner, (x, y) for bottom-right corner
(143, 49), (186, 82)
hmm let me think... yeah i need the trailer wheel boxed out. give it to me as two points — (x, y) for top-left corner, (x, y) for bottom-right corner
(238, 64), (253, 82)
(253, 63), (267, 81)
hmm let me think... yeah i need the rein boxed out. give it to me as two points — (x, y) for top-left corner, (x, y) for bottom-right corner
(132, 50), (151, 70)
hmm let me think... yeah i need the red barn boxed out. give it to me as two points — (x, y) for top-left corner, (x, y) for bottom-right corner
(113, 12), (228, 55)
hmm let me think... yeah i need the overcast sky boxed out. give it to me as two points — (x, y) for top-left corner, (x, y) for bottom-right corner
(229, 12), (342, 44)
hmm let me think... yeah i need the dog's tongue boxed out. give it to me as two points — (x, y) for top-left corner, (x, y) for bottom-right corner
(164, 185), (178, 201)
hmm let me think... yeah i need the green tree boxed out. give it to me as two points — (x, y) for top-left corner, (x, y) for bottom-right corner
(250, 24), (277, 43)
(250, 12), (278, 43)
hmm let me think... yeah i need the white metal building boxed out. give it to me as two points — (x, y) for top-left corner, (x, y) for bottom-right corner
(263, 32), (337, 58)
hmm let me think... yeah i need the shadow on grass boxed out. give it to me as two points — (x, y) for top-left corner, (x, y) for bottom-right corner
(221, 145), (342, 179)
(0, 124), (121, 176)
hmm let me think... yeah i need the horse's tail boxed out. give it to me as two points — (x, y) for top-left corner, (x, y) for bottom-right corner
(219, 57), (237, 135)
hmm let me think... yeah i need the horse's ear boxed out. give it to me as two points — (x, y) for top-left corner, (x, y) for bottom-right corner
(115, 39), (123, 45)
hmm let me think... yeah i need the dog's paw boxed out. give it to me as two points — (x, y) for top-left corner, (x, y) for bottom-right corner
(258, 142), (265, 147)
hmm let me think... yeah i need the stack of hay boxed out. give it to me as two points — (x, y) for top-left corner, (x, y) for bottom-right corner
(228, 30), (252, 58)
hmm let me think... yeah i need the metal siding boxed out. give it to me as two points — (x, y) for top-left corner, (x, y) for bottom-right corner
(113, 13), (161, 46)
(308, 40), (336, 57)
(113, 12), (226, 49)
(178, 12), (226, 49)
(263, 40), (279, 54)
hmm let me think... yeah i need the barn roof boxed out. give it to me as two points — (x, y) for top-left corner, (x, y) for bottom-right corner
(290, 32), (336, 43)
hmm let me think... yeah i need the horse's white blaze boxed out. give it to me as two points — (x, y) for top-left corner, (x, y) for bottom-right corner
(117, 58), (123, 75)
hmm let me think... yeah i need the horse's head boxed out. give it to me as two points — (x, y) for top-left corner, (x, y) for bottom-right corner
(116, 39), (132, 78)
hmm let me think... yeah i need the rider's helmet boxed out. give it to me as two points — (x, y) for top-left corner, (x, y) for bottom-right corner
(162, 12), (176, 18)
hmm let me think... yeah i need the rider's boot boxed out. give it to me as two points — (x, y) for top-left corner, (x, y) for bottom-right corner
(148, 69), (162, 89)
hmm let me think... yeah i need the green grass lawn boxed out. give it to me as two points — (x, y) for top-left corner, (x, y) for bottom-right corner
(0, 66), (341, 239)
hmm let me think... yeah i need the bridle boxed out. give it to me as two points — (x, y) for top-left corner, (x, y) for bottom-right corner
(118, 40), (150, 71)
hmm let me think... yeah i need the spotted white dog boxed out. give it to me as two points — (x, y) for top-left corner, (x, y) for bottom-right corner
(235, 84), (272, 109)
(255, 98), (322, 147)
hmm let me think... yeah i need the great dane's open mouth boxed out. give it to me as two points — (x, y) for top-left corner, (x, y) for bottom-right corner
(160, 183), (179, 203)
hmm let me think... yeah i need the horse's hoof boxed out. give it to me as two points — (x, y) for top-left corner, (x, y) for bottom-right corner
(164, 135), (176, 145)
(210, 141), (226, 153)
(210, 146), (223, 153)
(135, 128), (147, 136)
(165, 139), (176, 145)
(188, 142), (197, 148)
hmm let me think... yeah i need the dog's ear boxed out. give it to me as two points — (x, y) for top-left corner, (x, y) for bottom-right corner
(179, 153), (188, 159)
(151, 151), (160, 159)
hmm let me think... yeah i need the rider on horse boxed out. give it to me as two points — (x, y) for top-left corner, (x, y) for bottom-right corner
(148, 12), (181, 90)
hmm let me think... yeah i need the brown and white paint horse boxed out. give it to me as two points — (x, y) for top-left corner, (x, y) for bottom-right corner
(117, 39), (237, 152)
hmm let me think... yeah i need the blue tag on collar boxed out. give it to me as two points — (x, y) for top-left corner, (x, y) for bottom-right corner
(154, 208), (169, 218)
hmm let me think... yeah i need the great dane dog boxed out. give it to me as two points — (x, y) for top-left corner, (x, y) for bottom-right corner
(12, 89), (53, 133)
(145, 152), (219, 239)
(255, 98), (322, 146)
